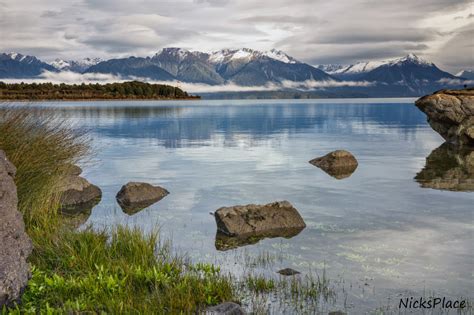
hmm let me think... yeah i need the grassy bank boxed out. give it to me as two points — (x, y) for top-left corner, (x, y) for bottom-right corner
(0, 107), (335, 314)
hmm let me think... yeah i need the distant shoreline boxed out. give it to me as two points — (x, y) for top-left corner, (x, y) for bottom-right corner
(0, 97), (200, 102)
(0, 81), (200, 102)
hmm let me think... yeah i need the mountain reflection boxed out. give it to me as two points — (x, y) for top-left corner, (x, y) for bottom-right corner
(415, 144), (474, 191)
(56, 102), (426, 148)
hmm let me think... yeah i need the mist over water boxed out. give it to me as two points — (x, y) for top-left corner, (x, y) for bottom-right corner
(19, 99), (474, 313)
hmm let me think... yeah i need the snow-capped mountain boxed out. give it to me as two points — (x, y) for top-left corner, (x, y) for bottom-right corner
(456, 70), (474, 80)
(0, 52), (56, 78)
(50, 57), (102, 73)
(0, 50), (467, 97)
(320, 54), (435, 79)
(86, 47), (331, 86)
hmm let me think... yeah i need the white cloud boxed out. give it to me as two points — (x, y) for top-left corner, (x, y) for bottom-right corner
(437, 78), (474, 85)
(1, 71), (376, 93)
(0, 0), (471, 73)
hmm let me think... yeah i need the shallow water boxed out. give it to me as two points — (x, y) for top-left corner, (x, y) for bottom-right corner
(14, 99), (474, 313)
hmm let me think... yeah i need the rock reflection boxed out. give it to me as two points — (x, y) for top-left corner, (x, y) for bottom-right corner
(215, 227), (305, 251)
(118, 202), (152, 215)
(59, 200), (98, 228)
(415, 144), (474, 191)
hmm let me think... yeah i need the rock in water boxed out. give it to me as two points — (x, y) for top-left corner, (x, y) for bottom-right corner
(58, 175), (102, 210)
(205, 302), (246, 315)
(415, 143), (474, 191)
(65, 164), (82, 176)
(415, 88), (474, 147)
(0, 150), (32, 307)
(214, 201), (306, 238)
(309, 150), (358, 179)
(116, 182), (169, 214)
(277, 268), (301, 276)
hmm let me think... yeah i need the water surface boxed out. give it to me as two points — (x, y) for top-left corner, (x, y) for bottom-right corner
(18, 99), (474, 313)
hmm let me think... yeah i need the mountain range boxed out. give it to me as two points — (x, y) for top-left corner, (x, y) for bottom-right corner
(0, 49), (471, 97)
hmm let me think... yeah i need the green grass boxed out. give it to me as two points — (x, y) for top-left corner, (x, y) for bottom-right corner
(0, 107), (89, 229)
(6, 226), (234, 314)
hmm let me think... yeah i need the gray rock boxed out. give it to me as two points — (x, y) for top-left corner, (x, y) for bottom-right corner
(277, 268), (300, 276)
(0, 150), (33, 307)
(205, 302), (246, 315)
(116, 182), (169, 214)
(58, 175), (102, 210)
(309, 150), (358, 179)
(65, 164), (82, 176)
(214, 201), (306, 238)
(415, 88), (474, 147)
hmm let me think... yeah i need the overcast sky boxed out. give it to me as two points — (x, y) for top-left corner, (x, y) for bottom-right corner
(0, 0), (472, 73)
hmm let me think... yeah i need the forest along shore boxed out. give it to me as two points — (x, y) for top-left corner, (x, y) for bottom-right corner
(0, 81), (200, 101)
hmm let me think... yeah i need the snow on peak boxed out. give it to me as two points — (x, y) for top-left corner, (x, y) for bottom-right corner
(5, 52), (29, 62)
(154, 47), (193, 61)
(389, 53), (433, 66)
(315, 64), (348, 74)
(320, 53), (435, 76)
(208, 48), (298, 65)
(262, 49), (298, 64)
(50, 59), (71, 70)
(334, 60), (387, 75)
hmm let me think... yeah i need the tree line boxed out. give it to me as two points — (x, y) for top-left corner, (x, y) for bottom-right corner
(0, 81), (199, 100)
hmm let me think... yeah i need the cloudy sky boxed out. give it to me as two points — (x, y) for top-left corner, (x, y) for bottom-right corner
(0, 0), (472, 72)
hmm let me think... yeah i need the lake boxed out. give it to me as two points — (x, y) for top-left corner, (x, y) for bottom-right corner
(16, 99), (474, 313)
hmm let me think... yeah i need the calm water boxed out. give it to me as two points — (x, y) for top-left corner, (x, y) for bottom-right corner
(18, 99), (474, 313)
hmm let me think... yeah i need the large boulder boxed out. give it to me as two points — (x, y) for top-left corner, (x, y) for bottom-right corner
(116, 182), (169, 214)
(0, 150), (32, 307)
(415, 143), (474, 191)
(415, 88), (474, 147)
(214, 201), (306, 240)
(309, 150), (358, 179)
(58, 175), (102, 211)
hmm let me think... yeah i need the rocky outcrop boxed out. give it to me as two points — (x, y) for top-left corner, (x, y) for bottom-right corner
(415, 143), (474, 191)
(205, 302), (246, 315)
(58, 175), (102, 211)
(309, 150), (358, 179)
(415, 88), (474, 147)
(214, 201), (306, 242)
(0, 150), (32, 307)
(116, 182), (169, 214)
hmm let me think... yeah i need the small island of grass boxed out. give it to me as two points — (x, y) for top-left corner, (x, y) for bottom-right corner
(0, 81), (200, 101)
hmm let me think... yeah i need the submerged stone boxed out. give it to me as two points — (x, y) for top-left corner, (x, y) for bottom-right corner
(116, 182), (169, 215)
(309, 150), (358, 179)
(277, 268), (301, 276)
(205, 302), (246, 315)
